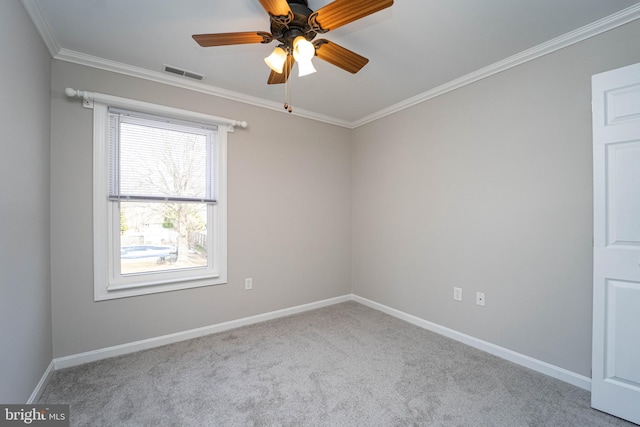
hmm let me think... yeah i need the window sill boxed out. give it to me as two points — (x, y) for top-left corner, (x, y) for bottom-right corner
(95, 275), (227, 301)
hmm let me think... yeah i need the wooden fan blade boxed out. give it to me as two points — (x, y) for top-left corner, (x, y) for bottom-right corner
(314, 39), (369, 74)
(258, 0), (293, 21)
(310, 0), (393, 32)
(267, 55), (294, 85)
(193, 31), (272, 47)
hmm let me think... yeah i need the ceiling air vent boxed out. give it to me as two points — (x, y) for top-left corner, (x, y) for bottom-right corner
(163, 64), (205, 81)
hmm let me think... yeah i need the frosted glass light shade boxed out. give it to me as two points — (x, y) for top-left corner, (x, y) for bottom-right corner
(264, 47), (287, 73)
(297, 58), (317, 77)
(293, 36), (315, 61)
(292, 36), (316, 77)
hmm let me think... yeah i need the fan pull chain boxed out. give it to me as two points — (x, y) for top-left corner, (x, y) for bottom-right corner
(283, 56), (292, 113)
(284, 81), (289, 112)
(283, 54), (288, 111)
(288, 77), (292, 113)
(283, 59), (288, 110)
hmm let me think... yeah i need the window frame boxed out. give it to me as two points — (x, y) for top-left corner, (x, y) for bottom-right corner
(92, 100), (228, 301)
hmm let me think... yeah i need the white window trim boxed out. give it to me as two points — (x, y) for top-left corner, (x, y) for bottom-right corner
(92, 99), (231, 301)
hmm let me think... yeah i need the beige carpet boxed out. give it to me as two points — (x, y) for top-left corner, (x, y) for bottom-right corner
(39, 301), (634, 426)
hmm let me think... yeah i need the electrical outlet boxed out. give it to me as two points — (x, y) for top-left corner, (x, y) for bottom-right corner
(476, 292), (485, 306)
(244, 278), (253, 290)
(453, 287), (463, 301)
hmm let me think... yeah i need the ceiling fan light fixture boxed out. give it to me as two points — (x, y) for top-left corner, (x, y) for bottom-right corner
(193, 0), (394, 88)
(264, 46), (288, 74)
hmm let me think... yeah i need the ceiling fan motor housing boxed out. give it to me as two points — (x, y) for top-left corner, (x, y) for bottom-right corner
(271, 0), (317, 48)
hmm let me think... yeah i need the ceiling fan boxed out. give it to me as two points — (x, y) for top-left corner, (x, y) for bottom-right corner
(192, 0), (394, 87)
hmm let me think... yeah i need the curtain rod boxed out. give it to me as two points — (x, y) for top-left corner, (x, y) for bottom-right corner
(64, 87), (248, 130)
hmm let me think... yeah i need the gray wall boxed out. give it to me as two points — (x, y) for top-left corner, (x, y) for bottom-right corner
(0, 1), (52, 403)
(49, 61), (352, 357)
(352, 20), (640, 377)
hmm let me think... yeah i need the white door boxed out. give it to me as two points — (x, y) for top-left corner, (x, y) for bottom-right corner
(592, 61), (640, 424)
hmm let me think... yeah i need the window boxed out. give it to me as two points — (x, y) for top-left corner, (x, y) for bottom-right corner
(93, 100), (228, 300)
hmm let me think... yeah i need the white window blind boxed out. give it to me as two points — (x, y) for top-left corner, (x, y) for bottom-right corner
(108, 108), (218, 203)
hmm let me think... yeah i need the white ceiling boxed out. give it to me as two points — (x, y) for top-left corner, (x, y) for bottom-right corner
(23, 0), (640, 127)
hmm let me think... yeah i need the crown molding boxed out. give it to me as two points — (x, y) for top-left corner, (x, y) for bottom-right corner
(351, 3), (640, 128)
(54, 49), (352, 128)
(20, 0), (60, 57)
(22, 0), (640, 129)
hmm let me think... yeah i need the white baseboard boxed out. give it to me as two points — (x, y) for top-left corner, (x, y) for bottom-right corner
(351, 294), (591, 391)
(53, 294), (351, 370)
(37, 292), (589, 401)
(27, 360), (55, 404)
